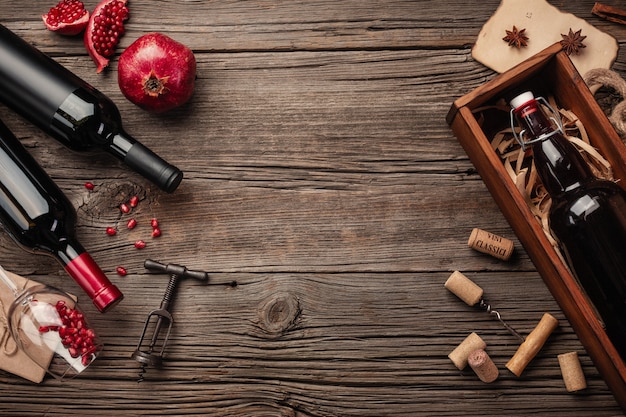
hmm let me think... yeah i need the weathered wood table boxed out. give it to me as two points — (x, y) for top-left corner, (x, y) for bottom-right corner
(0, 1), (624, 415)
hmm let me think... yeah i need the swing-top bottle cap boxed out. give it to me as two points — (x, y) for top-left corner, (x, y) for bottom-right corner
(510, 91), (536, 111)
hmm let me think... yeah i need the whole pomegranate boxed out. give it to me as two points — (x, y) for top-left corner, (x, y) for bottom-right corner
(118, 33), (196, 113)
(42, 0), (90, 36)
(84, 0), (129, 73)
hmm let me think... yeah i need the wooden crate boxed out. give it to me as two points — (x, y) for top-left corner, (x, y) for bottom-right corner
(446, 42), (626, 410)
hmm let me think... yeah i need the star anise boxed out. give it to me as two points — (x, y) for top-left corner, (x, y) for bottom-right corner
(560, 28), (586, 55)
(502, 26), (529, 48)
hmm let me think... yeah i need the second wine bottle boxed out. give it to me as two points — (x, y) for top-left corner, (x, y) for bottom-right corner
(0, 117), (123, 312)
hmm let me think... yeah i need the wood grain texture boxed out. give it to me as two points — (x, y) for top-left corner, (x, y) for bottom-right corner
(0, 0), (624, 415)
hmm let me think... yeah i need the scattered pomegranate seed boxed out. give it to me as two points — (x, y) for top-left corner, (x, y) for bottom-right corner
(151, 227), (161, 238)
(126, 218), (137, 229)
(84, 181), (94, 190)
(106, 227), (117, 236)
(120, 203), (131, 214)
(116, 266), (128, 276)
(150, 218), (159, 229)
(134, 240), (146, 249)
(129, 195), (139, 207)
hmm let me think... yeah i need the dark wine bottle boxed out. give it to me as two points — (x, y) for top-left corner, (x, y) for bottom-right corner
(0, 118), (122, 312)
(511, 91), (626, 360)
(0, 24), (182, 193)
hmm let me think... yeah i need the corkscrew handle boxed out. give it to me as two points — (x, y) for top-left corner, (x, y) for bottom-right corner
(143, 259), (209, 281)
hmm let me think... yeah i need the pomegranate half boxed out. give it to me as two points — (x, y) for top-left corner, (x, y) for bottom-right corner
(42, 0), (90, 36)
(118, 33), (196, 113)
(84, 0), (129, 73)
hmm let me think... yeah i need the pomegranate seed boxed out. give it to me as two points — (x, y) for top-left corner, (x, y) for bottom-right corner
(134, 240), (146, 249)
(81, 354), (92, 366)
(106, 227), (117, 236)
(84, 181), (94, 190)
(68, 347), (79, 358)
(39, 326), (50, 333)
(116, 266), (127, 276)
(151, 227), (161, 238)
(120, 203), (131, 214)
(150, 218), (159, 229)
(129, 195), (139, 207)
(84, 345), (97, 355)
(126, 218), (137, 229)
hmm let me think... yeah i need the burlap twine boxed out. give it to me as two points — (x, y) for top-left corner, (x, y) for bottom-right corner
(584, 68), (626, 137)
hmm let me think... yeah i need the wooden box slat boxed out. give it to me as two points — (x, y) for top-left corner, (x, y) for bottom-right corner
(446, 42), (626, 411)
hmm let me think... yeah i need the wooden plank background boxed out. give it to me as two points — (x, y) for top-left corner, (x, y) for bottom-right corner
(0, 0), (624, 415)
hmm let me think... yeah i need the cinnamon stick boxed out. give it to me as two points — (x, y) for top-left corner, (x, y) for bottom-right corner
(592, 2), (626, 25)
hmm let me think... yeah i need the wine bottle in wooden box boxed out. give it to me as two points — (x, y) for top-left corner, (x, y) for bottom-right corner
(511, 91), (626, 360)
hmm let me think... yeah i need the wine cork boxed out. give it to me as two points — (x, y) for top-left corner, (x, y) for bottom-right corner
(444, 271), (483, 306)
(468, 349), (499, 383)
(558, 352), (587, 392)
(506, 313), (559, 377)
(448, 332), (487, 370)
(468, 228), (514, 261)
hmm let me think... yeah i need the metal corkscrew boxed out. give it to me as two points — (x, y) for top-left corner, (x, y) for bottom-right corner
(477, 298), (524, 342)
(445, 271), (525, 342)
(132, 259), (209, 382)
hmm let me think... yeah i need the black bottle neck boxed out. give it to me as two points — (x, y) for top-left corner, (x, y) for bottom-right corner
(52, 89), (183, 192)
(514, 100), (594, 197)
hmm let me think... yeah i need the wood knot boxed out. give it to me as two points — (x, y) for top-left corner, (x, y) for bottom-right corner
(79, 181), (150, 218)
(257, 292), (301, 336)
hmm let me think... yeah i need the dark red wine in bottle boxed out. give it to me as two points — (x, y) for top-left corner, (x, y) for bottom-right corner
(0, 24), (182, 193)
(511, 91), (626, 360)
(0, 118), (122, 312)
